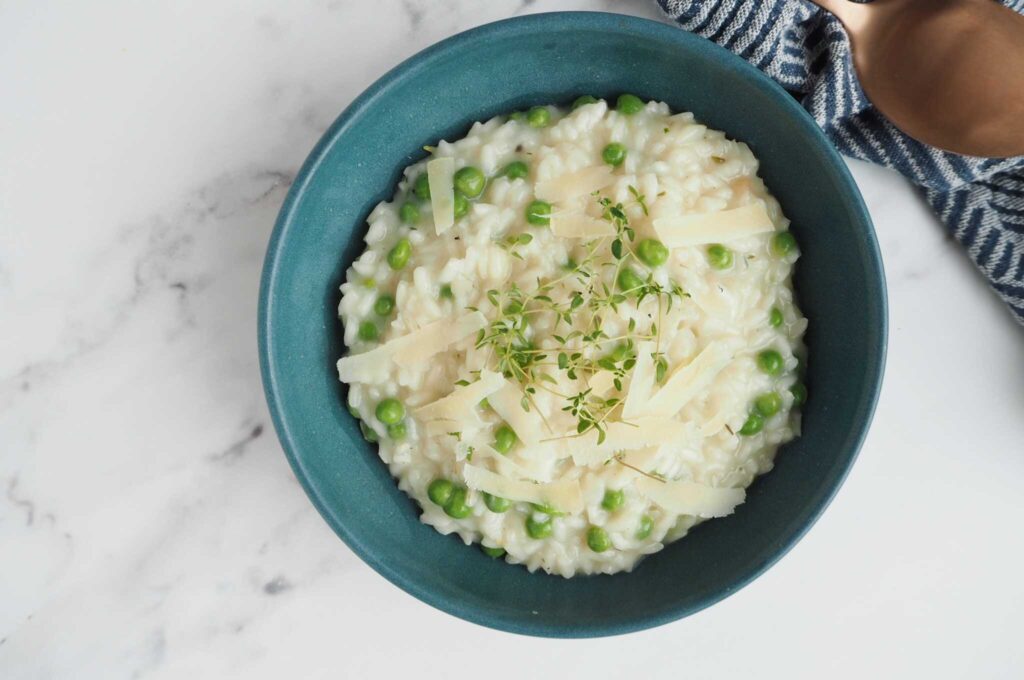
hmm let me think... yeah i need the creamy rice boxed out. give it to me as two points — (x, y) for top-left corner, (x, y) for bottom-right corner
(337, 98), (807, 577)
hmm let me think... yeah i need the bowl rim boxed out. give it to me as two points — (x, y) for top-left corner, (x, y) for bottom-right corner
(258, 10), (888, 638)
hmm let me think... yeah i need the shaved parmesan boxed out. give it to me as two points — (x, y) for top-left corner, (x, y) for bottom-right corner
(635, 477), (745, 518)
(567, 418), (688, 466)
(393, 311), (487, 368)
(462, 464), (584, 513)
(697, 408), (729, 437)
(486, 382), (548, 447)
(618, 446), (661, 473)
(550, 213), (616, 239)
(423, 419), (462, 437)
(643, 343), (731, 418)
(622, 341), (657, 419)
(653, 202), (774, 247)
(428, 157), (455, 234)
(414, 370), (505, 421)
(535, 165), (615, 202)
(588, 371), (617, 398)
(472, 445), (548, 482)
(336, 343), (399, 385)
(337, 311), (486, 382)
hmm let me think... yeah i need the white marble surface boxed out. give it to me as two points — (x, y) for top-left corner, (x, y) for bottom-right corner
(2, 1), (1023, 678)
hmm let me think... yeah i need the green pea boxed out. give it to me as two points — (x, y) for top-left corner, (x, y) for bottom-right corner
(387, 238), (412, 270)
(413, 173), (430, 201)
(636, 515), (654, 540)
(769, 306), (784, 328)
(358, 321), (379, 341)
(771, 232), (798, 257)
(636, 238), (669, 267)
(493, 424), (517, 454)
(617, 267), (644, 294)
(527, 106), (550, 128)
(387, 421), (407, 440)
(526, 200), (551, 226)
(616, 93), (644, 115)
(526, 514), (553, 539)
(374, 295), (395, 316)
(427, 478), (453, 506)
(439, 284), (454, 300)
(586, 525), (612, 552)
(483, 492), (511, 513)
(503, 160), (529, 180)
(359, 422), (379, 443)
(508, 110), (526, 122)
(791, 382), (808, 406)
(738, 412), (765, 436)
(602, 142), (627, 167)
(572, 95), (599, 109)
(754, 392), (783, 417)
(757, 349), (785, 376)
(706, 244), (733, 270)
(375, 398), (405, 425)
(444, 486), (472, 519)
(481, 545), (506, 558)
(454, 166), (485, 198)
(453, 191), (469, 219)
(399, 202), (420, 224)
(601, 489), (625, 511)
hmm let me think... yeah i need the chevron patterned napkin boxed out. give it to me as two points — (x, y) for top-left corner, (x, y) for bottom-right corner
(658, 0), (1024, 324)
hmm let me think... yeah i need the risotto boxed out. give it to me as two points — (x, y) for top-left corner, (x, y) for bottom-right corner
(337, 95), (807, 577)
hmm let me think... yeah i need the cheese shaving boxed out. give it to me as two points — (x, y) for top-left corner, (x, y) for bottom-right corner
(485, 382), (548, 447)
(698, 409), (729, 437)
(588, 371), (617, 398)
(393, 311), (487, 368)
(622, 341), (657, 419)
(635, 477), (745, 518)
(462, 464), (584, 513)
(535, 165), (615, 202)
(423, 419), (462, 437)
(472, 445), (549, 482)
(642, 343), (731, 418)
(335, 343), (398, 385)
(653, 202), (774, 247)
(550, 213), (616, 239)
(428, 157), (455, 234)
(618, 446), (661, 473)
(414, 370), (506, 421)
(337, 311), (486, 382)
(566, 418), (689, 466)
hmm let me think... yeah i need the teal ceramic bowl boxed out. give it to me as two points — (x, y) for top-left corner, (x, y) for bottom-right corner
(259, 12), (887, 637)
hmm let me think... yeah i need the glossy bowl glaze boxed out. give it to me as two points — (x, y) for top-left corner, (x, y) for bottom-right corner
(258, 12), (887, 637)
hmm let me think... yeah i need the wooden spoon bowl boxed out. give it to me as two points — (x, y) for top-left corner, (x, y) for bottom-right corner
(810, 0), (1024, 158)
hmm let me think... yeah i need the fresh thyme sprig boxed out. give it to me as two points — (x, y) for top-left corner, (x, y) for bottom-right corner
(613, 452), (667, 482)
(471, 189), (687, 440)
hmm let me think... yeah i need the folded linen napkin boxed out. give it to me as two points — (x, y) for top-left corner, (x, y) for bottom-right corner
(657, 0), (1024, 325)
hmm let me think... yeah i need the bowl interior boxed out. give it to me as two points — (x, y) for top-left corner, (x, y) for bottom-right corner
(259, 12), (886, 637)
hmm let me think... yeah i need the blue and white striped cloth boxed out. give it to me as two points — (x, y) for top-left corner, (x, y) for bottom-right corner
(658, 0), (1024, 325)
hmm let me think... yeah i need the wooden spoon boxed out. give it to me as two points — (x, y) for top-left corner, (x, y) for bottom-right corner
(807, 0), (1024, 158)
